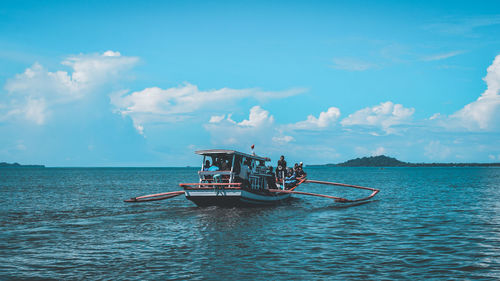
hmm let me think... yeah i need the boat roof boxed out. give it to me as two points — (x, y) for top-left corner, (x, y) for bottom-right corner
(195, 149), (270, 162)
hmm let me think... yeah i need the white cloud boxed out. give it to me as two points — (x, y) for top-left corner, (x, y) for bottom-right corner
(24, 98), (47, 125)
(429, 113), (441, 120)
(371, 146), (386, 156)
(449, 54), (500, 130)
(238, 106), (275, 127)
(422, 50), (464, 61)
(424, 141), (451, 160)
(112, 83), (304, 133)
(290, 107), (340, 130)
(272, 135), (295, 144)
(2, 51), (138, 124)
(103, 50), (121, 57)
(331, 57), (376, 71)
(340, 101), (415, 134)
(205, 106), (275, 147)
(209, 114), (226, 123)
(16, 143), (26, 151)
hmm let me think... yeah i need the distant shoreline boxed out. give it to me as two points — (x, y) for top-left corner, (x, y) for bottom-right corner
(307, 164), (500, 167)
(0, 162), (45, 168)
(307, 155), (500, 167)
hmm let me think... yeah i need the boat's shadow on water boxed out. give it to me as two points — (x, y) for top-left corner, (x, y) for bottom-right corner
(178, 197), (379, 212)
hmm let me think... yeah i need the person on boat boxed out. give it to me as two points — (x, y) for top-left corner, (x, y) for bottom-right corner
(220, 159), (229, 171)
(284, 167), (297, 188)
(208, 159), (220, 171)
(236, 158), (250, 187)
(296, 166), (306, 177)
(266, 166), (277, 189)
(276, 155), (287, 179)
(203, 160), (211, 171)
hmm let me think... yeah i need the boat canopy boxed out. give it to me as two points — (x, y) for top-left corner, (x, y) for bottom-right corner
(195, 149), (270, 162)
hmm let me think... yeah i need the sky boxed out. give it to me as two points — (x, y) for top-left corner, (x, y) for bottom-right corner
(1, 0), (500, 166)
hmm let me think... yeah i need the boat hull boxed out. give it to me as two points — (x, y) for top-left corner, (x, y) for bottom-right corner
(184, 189), (291, 207)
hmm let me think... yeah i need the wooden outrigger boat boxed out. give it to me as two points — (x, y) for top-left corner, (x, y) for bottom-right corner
(125, 149), (379, 207)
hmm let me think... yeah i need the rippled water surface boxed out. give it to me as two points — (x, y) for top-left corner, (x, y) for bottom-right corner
(1, 167), (499, 280)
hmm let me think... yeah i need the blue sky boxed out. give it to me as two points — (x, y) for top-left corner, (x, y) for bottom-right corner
(1, 0), (500, 166)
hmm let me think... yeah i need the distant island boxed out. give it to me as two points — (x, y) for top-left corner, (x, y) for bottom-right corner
(308, 155), (500, 167)
(0, 162), (45, 168)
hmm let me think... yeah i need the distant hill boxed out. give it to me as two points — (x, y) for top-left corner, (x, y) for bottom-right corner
(0, 162), (45, 168)
(308, 155), (500, 167)
(337, 155), (407, 167)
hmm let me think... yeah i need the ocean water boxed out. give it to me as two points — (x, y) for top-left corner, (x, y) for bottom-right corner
(1, 167), (499, 280)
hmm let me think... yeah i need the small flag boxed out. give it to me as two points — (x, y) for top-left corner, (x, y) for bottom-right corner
(251, 144), (255, 150)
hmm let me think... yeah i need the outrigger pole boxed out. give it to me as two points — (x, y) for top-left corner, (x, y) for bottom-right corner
(124, 183), (242, 203)
(269, 179), (379, 203)
(124, 190), (184, 203)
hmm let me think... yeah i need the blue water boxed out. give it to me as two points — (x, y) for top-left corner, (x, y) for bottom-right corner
(1, 167), (499, 280)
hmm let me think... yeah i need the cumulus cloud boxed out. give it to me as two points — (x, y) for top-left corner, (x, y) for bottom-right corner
(289, 107), (340, 130)
(340, 101), (415, 134)
(112, 84), (304, 134)
(1, 51), (138, 124)
(205, 106), (275, 146)
(238, 106), (275, 127)
(448, 54), (500, 130)
(209, 114), (226, 123)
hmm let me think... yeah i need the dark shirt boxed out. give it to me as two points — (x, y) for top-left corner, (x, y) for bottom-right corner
(296, 168), (306, 177)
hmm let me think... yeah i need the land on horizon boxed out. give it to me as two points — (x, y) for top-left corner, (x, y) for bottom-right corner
(308, 155), (500, 167)
(0, 162), (45, 168)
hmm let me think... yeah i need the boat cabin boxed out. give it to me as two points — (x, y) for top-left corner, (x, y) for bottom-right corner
(196, 149), (271, 190)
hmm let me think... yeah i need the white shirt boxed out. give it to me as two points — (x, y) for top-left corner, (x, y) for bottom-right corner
(239, 164), (249, 180)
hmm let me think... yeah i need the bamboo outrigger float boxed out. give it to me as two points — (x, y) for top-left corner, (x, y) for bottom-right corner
(125, 149), (379, 206)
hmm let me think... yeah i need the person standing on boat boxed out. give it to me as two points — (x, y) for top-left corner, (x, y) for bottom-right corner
(276, 155), (287, 179)
(237, 157), (250, 187)
(266, 166), (277, 189)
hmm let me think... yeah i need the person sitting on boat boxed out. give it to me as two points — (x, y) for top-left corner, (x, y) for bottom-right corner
(220, 159), (229, 171)
(284, 167), (296, 188)
(203, 160), (211, 171)
(296, 166), (306, 177)
(208, 160), (220, 171)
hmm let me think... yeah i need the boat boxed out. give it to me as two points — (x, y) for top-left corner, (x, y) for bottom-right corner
(181, 149), (306, 206)
(125, 149), (379, 207)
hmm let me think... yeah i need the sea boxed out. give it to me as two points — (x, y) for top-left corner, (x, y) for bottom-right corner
(1, 167), (499, 280)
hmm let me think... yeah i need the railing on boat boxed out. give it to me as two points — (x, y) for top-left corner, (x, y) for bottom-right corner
(180, 182), (242, 190)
